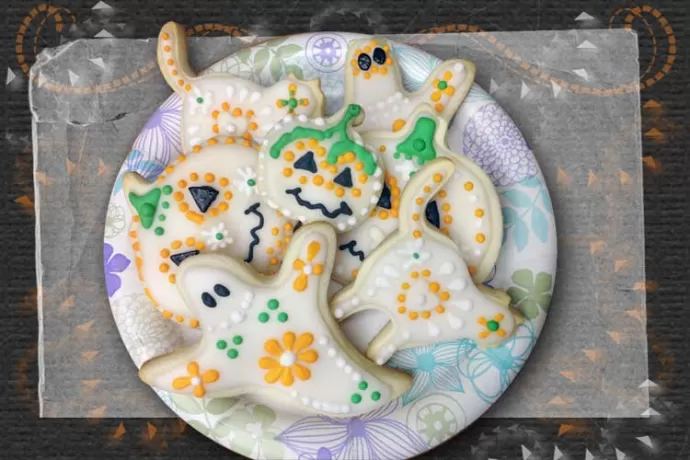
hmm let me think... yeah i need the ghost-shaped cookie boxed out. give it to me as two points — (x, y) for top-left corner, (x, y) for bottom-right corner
(343, 37), (475, 133)
(256, 104), (384, 232)
(123, 137), (296, 328)
(334, 107), (503, 284)
(139, 222), (411, 416)
(331, 158), (518, 365)
(158, 22), (325, 149)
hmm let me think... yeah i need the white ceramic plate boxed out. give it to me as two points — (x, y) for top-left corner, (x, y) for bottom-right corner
(104, 33), (557, 459)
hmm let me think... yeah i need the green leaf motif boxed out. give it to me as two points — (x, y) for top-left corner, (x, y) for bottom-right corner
(213, 416), (236, 438)
(520, 176), (542, 188)
(186, 419), (211, 437)
(170, 394), (204, 415)
(501, 189), (532, 208)
(253, 404), (277, 426)
(531, 206), (549, 243)
(270, 57), (283, 83)
(266, 36), (289, 48)
(511, 269), (534, 289)
(286, 64), (304, 80)
(513, 217), (529, 251)
(540, 188), (553, 213)
(508, 269), (553, 319)
(236, 48), (251, 64)
(254, 48), (270, 73)
(206, 397), (238, 415)
(276, 44), (302, 59)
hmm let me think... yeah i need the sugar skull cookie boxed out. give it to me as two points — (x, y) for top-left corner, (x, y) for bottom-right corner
(158, 22), (325, 150)
(257, 104), (384, 232)
(139, 222), (411, 416)
(331, 158), (517, 365)
(334, 107), (503, 284)
(123, 137), (296, 328)
(344, 37), (475, 133)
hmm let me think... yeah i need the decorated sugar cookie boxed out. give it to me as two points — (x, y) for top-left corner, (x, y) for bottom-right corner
(158, 22), (325, 150)
(331, 158), (517, 365)
(334, 107), (503, 284)
(343, 37), (475, 133)
(256, 104), (384, 232)
(123, 137), (296, 328)
(139, 222), (411, 416)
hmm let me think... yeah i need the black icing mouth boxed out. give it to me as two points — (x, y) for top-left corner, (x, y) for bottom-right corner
(285, 187), (353, 219)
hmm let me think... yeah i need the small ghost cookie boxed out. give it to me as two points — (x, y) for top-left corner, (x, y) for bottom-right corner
(334, 107), (503, 284)
(256, 104), (384, 232)
(123, 137), (296, 328)
(158, 22), (325, 150)
(331, 158), (517, 365)
(343, 37), (475, 133)
(139, 222), (411, 416)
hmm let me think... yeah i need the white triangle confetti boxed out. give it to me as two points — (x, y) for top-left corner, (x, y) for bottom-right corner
(92, 1), (113, 10)
(447, 312), (464, 330)
(551, 80), (562, 98)
(576, 12), (595, 21)
(36, 72), (47, 87)
(88, 57), (106, 70)
(5, 68), (16, 85)
(67, 69), (80, 86)
(489, 78), (500, 94)
(94, 29), (115, 38)
(520, 81), (530, 99)
(615, 448), (626, 460)
(641, 407), (661, 416)
(639, 379), (658, 388)
(521, 445), (532, 460)
(573, 68), (589, 80)
(585, 449), (595, 460)
(578, 40), (597, 49)
(553, 445), (563, 460)
(636, 436), (653, 448)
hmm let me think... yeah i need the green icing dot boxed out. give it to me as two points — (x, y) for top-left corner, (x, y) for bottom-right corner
(393, 152), (401, 159)
(351, 394), (362, 404)
(140, 203), (156, 218)
(438, 80), (448, 90)
(158, 214), (166, 222)
(161, 201), (170, 209)
(154, 227), (164, 236)
(412, 252), (420, 260)
(288, 98), (298, 108)
(413, 139), (426, 151)
(162, 185), (173, 195)
(358, 381), (368, 391)
(487, 320), (500, 332)
(215, 232), (224, 240)
(277, 312), (288, 323)
(280, 100), (288, 107)
(227, 349), (239, 359)
(267, 299), (280, 310)
(247, 179), (256, 186)
(371, 391), (381, 401)
(216, 340), (227, 350)
(232, 335), (243, 345)
(196, 97), (204, 104)
(258, 312), (269, 323)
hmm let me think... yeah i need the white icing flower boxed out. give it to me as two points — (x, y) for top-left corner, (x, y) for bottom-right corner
(188, 87), (213, 115)
(394, 159), (418, 183)
(396, 238), (431, 269)
(236, 167), (258, 196)
(202, 223), (233, 250)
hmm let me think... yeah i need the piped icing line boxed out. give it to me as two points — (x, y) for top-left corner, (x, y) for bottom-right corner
(156, 22), (326, 149)
(343, 37), (476, 133)
(138, 222), (411, 416)
(331, 158), (518, 364)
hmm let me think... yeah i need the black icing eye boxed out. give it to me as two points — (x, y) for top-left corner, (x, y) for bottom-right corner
(357, 53), (372, 71)
(213, 284), (230, 297)
(372, 47), (387, 65)
(333, 167), (353, 188)
(170, 250), (200, 266)
(201, 292), (217, 308)
(294, 151), (317, 173)
(425, 201), (441, 229)
(376, 182), (392, 209)
(189, 186), (219, 213)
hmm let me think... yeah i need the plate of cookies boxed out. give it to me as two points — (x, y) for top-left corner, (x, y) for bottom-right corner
(105, 23), (557, 459)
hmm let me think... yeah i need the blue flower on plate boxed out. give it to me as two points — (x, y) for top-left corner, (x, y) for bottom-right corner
(113, 149), (167, 194)
(458, 321), (537, 403)
(388, 341), (474, 406)
(278, 400), (428, 459)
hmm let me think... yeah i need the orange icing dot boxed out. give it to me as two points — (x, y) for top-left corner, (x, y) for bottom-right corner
(219, 177), (229, 187)
(218, 202), (229, 212)
(299, 176), (308, 184)
(160, 249), (170, 258)
(392, 119), (406, 132)
(475, 208), (485, 217)
(179, 202), (189, 212)
(413, 230), (422, 239)
(159, 263), (169, 273)
(283, 168), (293, 177)
(433, 174), (443, 183)
(476, 233), (486, 243)
(173, 191), (184, 201)
(464, 181), (474, 191)
(171, 240), (182, 249)
(422, 269), (431, 277)
(168, 274), (176, 284)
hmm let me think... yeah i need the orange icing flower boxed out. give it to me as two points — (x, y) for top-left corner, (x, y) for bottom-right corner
(292, 240), (324, 292)
(172, 361), (220, 397)
(477, 313), (507, 339)
(258, 332), (319, 386)
(431, 71), (456, 102)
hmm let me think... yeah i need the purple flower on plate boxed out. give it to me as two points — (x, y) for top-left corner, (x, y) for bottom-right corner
(132, 93), (182, 165)
(104, 242), (130, 297)
(306, 34), (346, 73)
(278, 401), (428, 459)
(462, 103), (538, 187)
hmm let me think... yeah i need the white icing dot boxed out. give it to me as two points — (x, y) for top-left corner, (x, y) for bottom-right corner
(341, 405), (351, 413)
(469, 194), (478, 203)
(206, 326), (215, 333)
(360, 208), (369, 216)
(351, 297), (360, 306)
(337, 222), (347, 231)
(220, 321), (229, 330)
(347, 217), (357, 226)
(403, 97), (410, 104)
(355, 139), (364, 146)
(370, 196), (379, 204)
(439, 261), (455, 275)
(230, 310), (246, 324)
(273, 122), (283, 131)
(283, 115), (294, 123)
(402, 330), (411, 340)
(327, 348), (337, 357)
(298, 215), (307, 223)
(454, 62), (465, 72)
(245, 292), (254, 301)
(280, 351), (297, 367)
(318, 336), (329, 346)
(428, 322), (441, 337)
(448, 279), (467, 291)
(344, 365), (353, 375)
(352, 372), (362, 382)
(334, 308), (344, 319)
(191, 377), (201, 386)
(301, 396), (311, 405)
(374, 167), (383, 178)
(453, 300), (473, 312)
(386, 344), (396, 353)
(302, 264), (313, 275)
(314, 117), (326, 126)
(226, 124), (237, 133)
(474, 248), (482, 257)
(394, 92), (403, 100)
(448, 312), (464, 329)
(376, 101), (385, 109)
(312, 401), (321, 410)
(262, 139), (269, 146)
(282, 208), (292, 217)
(376, 357), (385, 365)
(290, 390), (298, 398)
(373, 182), (382, 191)
(475, 219), (483, 228)
(336, 358), (346, 368)
(367, 289), (376, 297)
(321, 402), (331, 411)
(250, 91), (261, 103)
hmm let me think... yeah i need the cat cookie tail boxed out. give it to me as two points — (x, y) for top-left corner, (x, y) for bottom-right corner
(421, 59), (476, 119)
(157, 22), (197, 94)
